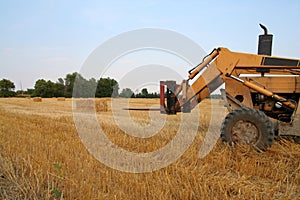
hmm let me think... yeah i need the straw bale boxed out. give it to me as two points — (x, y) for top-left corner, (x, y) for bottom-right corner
(33, 97), (42, 102)
(57, 97), (66, 101)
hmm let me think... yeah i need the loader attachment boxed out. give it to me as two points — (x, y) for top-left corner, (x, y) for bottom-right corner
(160, 81), (180, 114)
(160, 80), (192, 114)
(160, 48), (225, 115)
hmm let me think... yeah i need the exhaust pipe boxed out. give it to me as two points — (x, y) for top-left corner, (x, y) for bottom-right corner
(258, 24), (273, 56)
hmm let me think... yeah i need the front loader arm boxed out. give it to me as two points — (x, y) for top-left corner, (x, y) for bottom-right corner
(181, 48), (241, 110)
(160, 47), (300, 114)
(160, 48), (226, 114)
(186, 47), (264, 103)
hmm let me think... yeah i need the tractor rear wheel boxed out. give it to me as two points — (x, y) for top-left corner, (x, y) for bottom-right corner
(221, 107), (274, 151)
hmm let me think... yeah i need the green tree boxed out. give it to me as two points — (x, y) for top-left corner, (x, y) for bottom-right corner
(64, 72), (78, 98)
(134, 88), (159, 98)
(86, 78), (97, 97)
(135, 88), (148, 98)
(33, 79), (63, 97)
(0, 79), (16, 97)
(61, 72), (99, 98)
(141, 88), (148, 96)
(73, 75), (97, 98)
(119, 88), (134, 98)
(25, 88), (34, 96)
(16, 90), (24, 95)
(96, 77), (119, 97)
(30, 73), (119, 98)
(53, 82), (65, 97)
(33, 79), (50, 97)
(58, 78), (64, 85)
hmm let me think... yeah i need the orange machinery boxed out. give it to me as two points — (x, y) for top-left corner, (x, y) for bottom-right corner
(160, 25), (300, 151)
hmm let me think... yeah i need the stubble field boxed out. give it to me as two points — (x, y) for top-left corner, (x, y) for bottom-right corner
(0, 98), (299, 199)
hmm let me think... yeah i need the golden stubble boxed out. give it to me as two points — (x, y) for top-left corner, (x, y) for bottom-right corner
(0, 98), (299, 199)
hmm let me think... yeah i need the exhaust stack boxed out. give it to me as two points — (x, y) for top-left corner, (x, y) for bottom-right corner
(258, 24), (273, 56)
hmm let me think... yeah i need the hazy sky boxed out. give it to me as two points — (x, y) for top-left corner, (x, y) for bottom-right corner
(1, 0), (299, 90)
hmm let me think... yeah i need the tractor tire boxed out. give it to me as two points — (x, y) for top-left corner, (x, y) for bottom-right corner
(221, 107), (274, 151)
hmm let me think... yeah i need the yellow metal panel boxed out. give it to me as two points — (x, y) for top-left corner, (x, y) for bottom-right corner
(187, 65), (221, 101)
(224, 78), (253, 108)
(215, 48), (263, 69)
(250, 77), (300, 93)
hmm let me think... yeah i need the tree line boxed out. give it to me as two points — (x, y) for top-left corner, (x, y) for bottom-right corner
(0, 72), (159, 98)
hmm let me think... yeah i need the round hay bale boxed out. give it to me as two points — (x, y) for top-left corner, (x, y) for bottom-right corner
(95, 99), (108, 112)
(57, 97), (66, 101)
(74, 99), (94, 112)
(33, 97), (42, 102)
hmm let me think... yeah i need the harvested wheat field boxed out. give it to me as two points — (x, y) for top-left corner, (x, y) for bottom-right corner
(0, 97), (299, 199)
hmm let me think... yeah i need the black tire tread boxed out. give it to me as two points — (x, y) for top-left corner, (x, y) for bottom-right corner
(220, 107), (274, 151)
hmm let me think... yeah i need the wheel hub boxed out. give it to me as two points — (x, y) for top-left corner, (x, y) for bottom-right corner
(232, 120), (259, 145)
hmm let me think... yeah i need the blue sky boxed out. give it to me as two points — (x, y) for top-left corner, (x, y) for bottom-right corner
(0, 0), (299, 90)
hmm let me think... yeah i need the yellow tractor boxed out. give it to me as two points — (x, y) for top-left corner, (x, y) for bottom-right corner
(160, 24), (300, 151)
